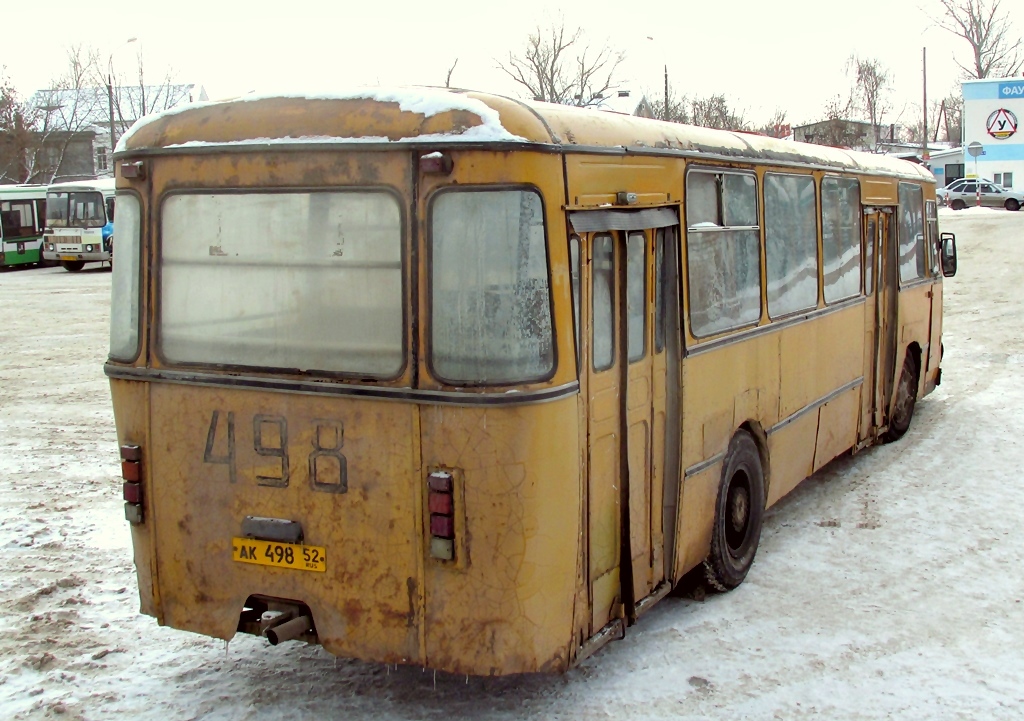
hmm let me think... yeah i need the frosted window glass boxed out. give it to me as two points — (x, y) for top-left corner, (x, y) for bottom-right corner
(110, 194), (141, 360)
(822, 177), (862, 303)
(765, 173), (818, 316)
(160, 192), (403, 376)
(431, 189), (553, 383)
(897, 183), (926, 283)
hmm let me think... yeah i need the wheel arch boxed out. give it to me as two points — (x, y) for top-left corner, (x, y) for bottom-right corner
(738, 420), (769, 507)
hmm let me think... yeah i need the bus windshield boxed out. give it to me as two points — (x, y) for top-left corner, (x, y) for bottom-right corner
(46, 191), (107, 228)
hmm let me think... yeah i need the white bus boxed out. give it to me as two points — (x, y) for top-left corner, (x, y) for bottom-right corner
(43, 178), (117, 271)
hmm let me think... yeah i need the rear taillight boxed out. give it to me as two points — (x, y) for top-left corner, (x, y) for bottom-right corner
(121, 444), (143, 524)
(427, 471), (455, 560)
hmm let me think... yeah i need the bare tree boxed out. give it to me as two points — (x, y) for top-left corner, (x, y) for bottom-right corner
(99, 49), (192, 140)
(497, 21), (624, 107)
(445, 59), (459, 88)
(9, 46), (106, 184)
(690, 94), (748, 131)
(848, 56), (892, 149)
(937, 0), (1023, 78)
(757, 108), (791, 138)
(803, 94), (868, 148)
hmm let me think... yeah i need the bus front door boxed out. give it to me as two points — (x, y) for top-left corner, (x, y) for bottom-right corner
(584, 230), (656, 633)
(863, 209), (899, 435)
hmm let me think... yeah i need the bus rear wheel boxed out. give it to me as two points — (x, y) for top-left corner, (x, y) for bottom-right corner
(704, 431), (765, 592)
(884, 354), (919, 443)
(61, 260), (85, 272)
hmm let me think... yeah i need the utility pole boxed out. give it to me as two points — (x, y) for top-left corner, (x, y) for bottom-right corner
(664, 64), (669, 121)
(107, 73), (116, 157)
(922, 47), (928, 164)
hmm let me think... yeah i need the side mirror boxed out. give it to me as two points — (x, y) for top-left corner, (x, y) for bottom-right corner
(940, 232), (957, 277)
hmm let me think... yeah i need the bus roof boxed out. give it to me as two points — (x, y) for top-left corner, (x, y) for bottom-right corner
(47, 178), (117, 194)
(116, 87), (933, 182)
(0, 184), (48, 199)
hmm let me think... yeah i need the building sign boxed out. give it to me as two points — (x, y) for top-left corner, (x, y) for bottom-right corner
(986, 108), (1018, 139)
(999, 82), (1024, 98)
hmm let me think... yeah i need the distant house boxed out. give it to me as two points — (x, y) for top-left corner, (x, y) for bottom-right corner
(792, 118), (897, 152)
(22, 83), (207, 181)
(596, 90), (656, 119)
(0, 128), (97, 185)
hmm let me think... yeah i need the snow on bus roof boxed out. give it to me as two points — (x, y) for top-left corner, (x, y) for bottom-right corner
(115, 87), (526, 152)
(47, 178), (117, 192)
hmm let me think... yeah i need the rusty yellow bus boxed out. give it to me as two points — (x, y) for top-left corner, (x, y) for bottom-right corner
(106, 88), (957, 675)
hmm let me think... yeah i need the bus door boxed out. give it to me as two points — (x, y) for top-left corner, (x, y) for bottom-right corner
(575, 214), (676, 633)
(863, 208), (899, 434)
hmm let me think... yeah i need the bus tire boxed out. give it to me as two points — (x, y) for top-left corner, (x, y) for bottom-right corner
(61, 260), (85, 272)
(884, 353), (919, 443)
(950, 199), (966, 210)
(703, 431), (765, 592)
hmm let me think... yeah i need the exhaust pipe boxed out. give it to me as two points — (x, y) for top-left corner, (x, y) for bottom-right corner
(266, 615), (312, 646)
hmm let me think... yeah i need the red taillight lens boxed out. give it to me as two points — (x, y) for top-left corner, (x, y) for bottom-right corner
(123, 482), (142, 504)
(120, 444), (143, 524)
(427, 471), (456, 559)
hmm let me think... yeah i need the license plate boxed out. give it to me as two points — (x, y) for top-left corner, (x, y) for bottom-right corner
(60, 255), (78, 261)
(231, 537), (326, 573)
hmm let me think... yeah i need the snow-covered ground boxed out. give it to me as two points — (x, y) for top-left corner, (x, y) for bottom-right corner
(1, 210), (1023, 720)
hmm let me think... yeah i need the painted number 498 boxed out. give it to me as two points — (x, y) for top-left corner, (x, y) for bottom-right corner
(202, 410), (347, 493)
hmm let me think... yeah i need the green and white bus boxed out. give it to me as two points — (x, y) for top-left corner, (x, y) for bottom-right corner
(0, 185), (48, 269)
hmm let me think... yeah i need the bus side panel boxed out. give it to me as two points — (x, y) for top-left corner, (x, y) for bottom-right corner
(765, 413), (818, 507)
(675, 332), (779, 577)
(147, 384), (423, 665)
(674, 462), (721, 579)
(812, 388), (860, 472)
(419, 399), (580, 675)
(110, 378), (159, 618)
(898, 284), (933, 398)
(926, 281), (943, 394)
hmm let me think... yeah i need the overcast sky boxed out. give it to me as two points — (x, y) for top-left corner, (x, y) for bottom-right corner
(2, 0), (1016, 127)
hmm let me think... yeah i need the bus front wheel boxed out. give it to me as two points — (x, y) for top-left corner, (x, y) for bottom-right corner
(703, 431), (765, 592)
(884, 354), (919, 443)
(61, 260), (85, 272)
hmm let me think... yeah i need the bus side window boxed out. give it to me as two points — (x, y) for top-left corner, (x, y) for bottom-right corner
(654, 229), (666, 353)
(865, 218), (876, 295)
(569, 235), (581, 373)
(592, 234), (615, 371)
(626, 231), (647, 363)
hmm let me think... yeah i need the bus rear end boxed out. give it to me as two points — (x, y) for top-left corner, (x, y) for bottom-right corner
(106, 93), (583, 675)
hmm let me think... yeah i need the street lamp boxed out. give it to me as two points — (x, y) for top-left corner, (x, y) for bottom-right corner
(107, 37), (138, 162)
(646, 36), (669, 121)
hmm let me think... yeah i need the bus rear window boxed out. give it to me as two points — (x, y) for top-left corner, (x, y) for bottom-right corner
(46, 191), (107, 228)
(430, 188), (553, 384)
(159, 191), (404, 377)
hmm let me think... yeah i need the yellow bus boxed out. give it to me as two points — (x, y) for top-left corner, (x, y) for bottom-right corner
(106, 88), (957, 676)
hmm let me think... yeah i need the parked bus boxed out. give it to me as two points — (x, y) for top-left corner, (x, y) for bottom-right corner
(0, 185), (47, 269)
(43, 178), (116, 271)
(105, 89), (957, 676)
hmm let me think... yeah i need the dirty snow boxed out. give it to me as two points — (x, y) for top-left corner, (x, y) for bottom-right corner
(116, 88), (524, 153)
(1, 210), (1023, 719)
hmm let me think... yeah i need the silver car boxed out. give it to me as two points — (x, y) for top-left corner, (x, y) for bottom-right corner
(937, 177), (995, 205)
(944, 180), (1023, 211)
